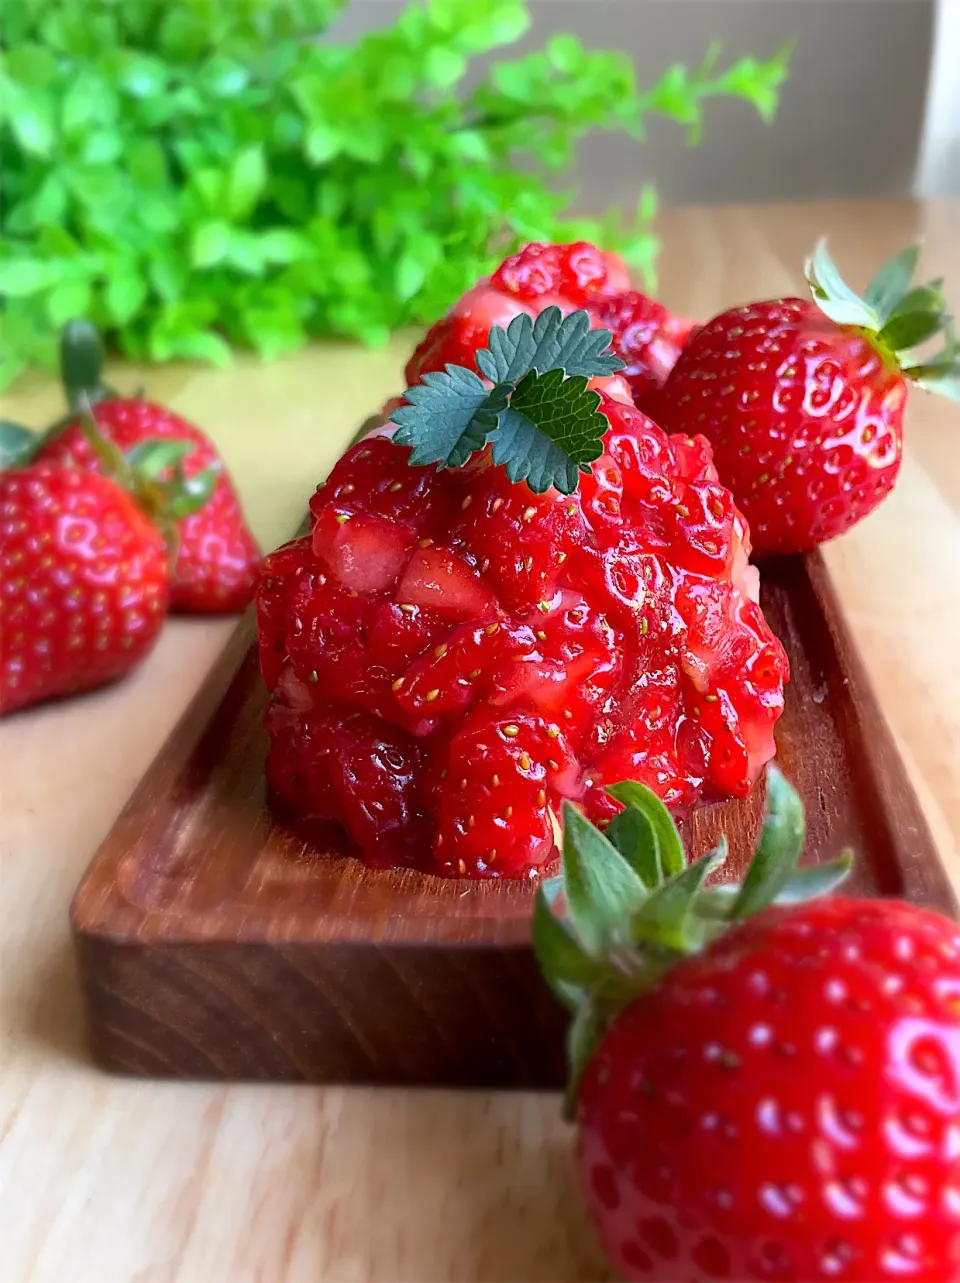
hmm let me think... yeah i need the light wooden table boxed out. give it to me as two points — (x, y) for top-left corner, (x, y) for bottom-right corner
(2, 200), (959, 1283)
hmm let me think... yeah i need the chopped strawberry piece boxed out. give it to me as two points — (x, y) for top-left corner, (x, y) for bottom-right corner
(312, 510), (415, 593)
(435, 714), (578, 877)
(395, 545), (497, 620)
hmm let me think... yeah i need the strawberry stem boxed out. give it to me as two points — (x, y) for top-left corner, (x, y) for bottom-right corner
(60, 320), (114, 412)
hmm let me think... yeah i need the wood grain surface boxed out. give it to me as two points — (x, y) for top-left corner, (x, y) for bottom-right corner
(2, 199), (959, 1281)
(69, 547), (954, 1085)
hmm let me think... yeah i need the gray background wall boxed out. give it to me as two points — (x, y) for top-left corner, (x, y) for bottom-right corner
(329, 0), (936, 207)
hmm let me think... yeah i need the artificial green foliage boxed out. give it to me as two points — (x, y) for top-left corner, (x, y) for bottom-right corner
(0, 0), (791, 388)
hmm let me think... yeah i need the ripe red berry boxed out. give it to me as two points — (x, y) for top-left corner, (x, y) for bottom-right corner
(534, 769), (960, 1283)
(0, 464), (170, 714)
(657, 243), (959, 555)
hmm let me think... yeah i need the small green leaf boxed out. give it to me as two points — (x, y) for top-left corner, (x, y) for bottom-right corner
(731, 765), (806, 919)
(879, 310), (947, 353)
(392, 368), (504, 468)
(605, 805), (662, 889)
(127, 439), (195, 478)
(630, 841), (727, 951)
(46, 280), (93, 329)
(191, 222), (232, 269)
(166, 464), (220, 517)
(560, 802), (648, 957)
(7, 84), (55, 157)
(425, 47), (467, 88)
(0, 420), (38, 468)
(532, 879), (606, 1011)
(769, 853), (853, 904)
(490, 370), (607, 495)
(805, 240), (879, 330)
(305, 124), (341, 164)
(563, 1000), (603, 1119)
(0, 259), (56, 297)
(106, 270), (148, 326)
(865, 244), (920, 322)
(606, 781), (686, 877)
(165, 330), (232, 368)
(258, 230), (310, 264)
(227, 146), (267, 221)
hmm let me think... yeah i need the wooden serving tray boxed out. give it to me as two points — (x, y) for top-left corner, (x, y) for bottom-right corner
(71, 550), (956, 1087)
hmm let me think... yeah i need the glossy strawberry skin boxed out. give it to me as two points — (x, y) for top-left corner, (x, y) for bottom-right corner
(405, 241), (629, 388)
(489, 241), (631, 308)
(597, 290), (697, 411)
(577, 896), (960, 1282)
(34, 398), (261, 611)
(258, 394), (788, 878)
(657, 299), (905, 556)
(0, 464), (170, 714)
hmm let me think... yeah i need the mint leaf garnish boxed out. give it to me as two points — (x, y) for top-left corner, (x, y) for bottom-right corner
(394, 306), (624, 494)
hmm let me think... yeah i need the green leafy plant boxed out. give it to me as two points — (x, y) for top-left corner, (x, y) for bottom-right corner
(0, 0), (790, 389)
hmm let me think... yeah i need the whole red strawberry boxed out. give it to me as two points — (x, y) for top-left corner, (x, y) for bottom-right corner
(405, 241), (630, 386)
(258, 307), (788, 877)
(534, 769), (960, 1282)
(596, 290), (697, 411)
(0, 463), (170, 714)
(657, 242), (959, 555)
(30, 322), (260, 611)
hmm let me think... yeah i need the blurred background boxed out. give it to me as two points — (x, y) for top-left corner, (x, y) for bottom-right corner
(335, 0), (959, 204)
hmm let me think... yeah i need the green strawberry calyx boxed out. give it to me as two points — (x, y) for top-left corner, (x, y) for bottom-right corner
(392, 306), (626, 495)
(0, 320), (221, 543)
(533, 765), (852, 1116)
(805, 240), (960, 402)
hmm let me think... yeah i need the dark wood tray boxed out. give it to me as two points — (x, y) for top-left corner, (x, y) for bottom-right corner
(70, 550), (956, 1087)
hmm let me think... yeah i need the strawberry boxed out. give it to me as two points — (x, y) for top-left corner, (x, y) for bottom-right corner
(596, 290), (697, 411)
(657, 242), (960, 555)
(534, 768), (960, 1282)
(0, 463), (170, 714)
(489, 240), (631, 308)
(257, 307), (788, 876)
(405, 241), (630, 387)
(28, 322), (260, 611)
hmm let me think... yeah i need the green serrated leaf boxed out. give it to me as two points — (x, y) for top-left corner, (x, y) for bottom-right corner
(490, 369), (606, 494)
(560, 802), (648, 957)
(476, 307), (623, 383)
(864, 244), (920, 322)
(731, 765), (806, 919)
(605, 806), (661, 889)
(0, 420), (38, 468)
(392, 367), (504, 468)
(606, 780), (686, 877)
